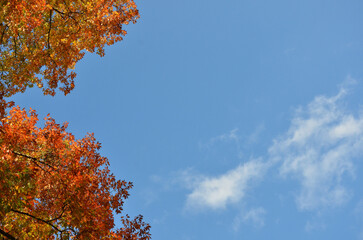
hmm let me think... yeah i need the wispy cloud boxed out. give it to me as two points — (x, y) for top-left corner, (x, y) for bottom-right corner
(269, 87), (363, 210)
(199, 128), (243, 158)
(184, 159), (266, 210)
(199, 128), (240, 148)
(233, 207), (266, 231)
(305, 219), (326, 232)
(199, 126), (266, 162)
(247, 124), (265, 145)
(181, 81), (363, 216)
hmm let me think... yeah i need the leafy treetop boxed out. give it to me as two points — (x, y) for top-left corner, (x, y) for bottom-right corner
(0, 107), (151, 239)
(0, 0), (139, 98)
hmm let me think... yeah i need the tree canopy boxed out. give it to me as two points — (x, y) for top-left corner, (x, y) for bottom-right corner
(0, 0), (139, 98)
(0, 0), (150, 239)
(0, 107), (150, 239)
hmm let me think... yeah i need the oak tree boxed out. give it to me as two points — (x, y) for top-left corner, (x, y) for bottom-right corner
(0, 107), (151, 239)
(0, 0), (150, 239)
(0, 0), (139, 99)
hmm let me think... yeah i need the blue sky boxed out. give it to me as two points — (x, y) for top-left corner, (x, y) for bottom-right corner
(9, 0), (363, 239)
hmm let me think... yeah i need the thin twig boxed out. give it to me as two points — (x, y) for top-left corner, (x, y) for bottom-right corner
(10, 209), (62, 232)
(12, 150), (55, 170)
(0, 24), (8, 45)
(47, 9), (53, 50)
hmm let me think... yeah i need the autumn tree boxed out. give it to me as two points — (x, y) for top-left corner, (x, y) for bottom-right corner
(0, 107), (150, 239)
(0, 0), (150, 239)
(0, 0), (139, 115)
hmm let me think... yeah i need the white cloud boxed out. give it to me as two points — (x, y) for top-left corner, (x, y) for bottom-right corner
(269, 87), (363, 210)
(199, 128), (242, 155)
(213, 128), (240, 142)
(200, 128), (240, 148)
(233, 207), (266, 231)
(181, 82), (363, 215)
(184, 160), (266, 210)
(198, 128), (245, 160)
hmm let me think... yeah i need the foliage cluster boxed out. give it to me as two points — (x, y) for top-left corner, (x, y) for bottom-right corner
(0, 0), (150, 239)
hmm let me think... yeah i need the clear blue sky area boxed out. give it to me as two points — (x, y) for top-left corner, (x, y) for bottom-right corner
(10, 0), (363, 239)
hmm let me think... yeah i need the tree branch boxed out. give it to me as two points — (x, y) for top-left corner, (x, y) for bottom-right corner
(47, 9), (53, 50)
(48, 202), (68, 222)
(10, 209), (61, 233)
(52, 6), (80, 22)
(0, 228), (16, 240)
(0, 24), (8, 46)
(12, 150), (55, 170)
(52, 7), (65, 15)
(12, 36), (17, 56)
